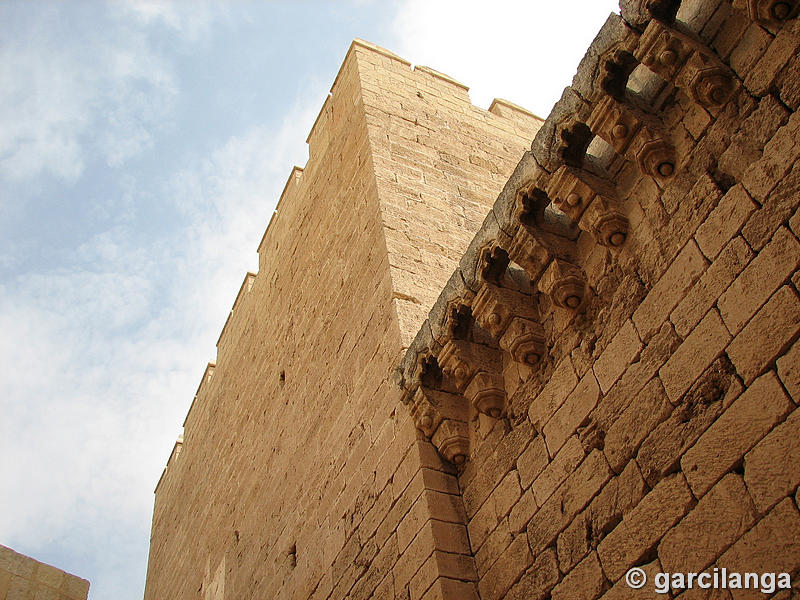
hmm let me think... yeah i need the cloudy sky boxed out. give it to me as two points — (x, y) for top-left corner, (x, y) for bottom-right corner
(0, 1), (618, 598)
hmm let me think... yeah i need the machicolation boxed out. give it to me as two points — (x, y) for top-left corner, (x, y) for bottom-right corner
(144, 1), (800, 599)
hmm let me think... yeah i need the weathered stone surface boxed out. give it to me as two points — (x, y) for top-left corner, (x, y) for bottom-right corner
(717, 498), (800, 592)
(597, 473), (694, 581)
(603, 377), (673, 473)
(671, 236), (753, 339)
(726, 285), (800, 384)
(660, 309), (732, 403)
(744, 408), (800, 513)
(682, 371), (793, 497)
(544, 372), (601, 456)
(658, 474), (756, 573)
(777, 338), (800, 402)
(505, 548), (560, 600)
(550, 551), (606, 600)
(694, 185), (757, 261)
(633, 241), (709, 341)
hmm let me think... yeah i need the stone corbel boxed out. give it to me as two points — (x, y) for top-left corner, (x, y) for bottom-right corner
(748, 0), (797, 23)
(587, 95), (644, 156)
(472, 281), (548, 367)
(636, 137), (677, 182)
(499, 317), (547, 366)
(410, 386), (470, 465)
(636, 20), (690, 82)
(472, 282), (539, 339)
(637, 20), (739, 113)
(438, 339), (506, 418)
(682, 59), (738, 112)
(507, 222), (579, 283)
(547, 165), (629, 249)
(579, 196), (629, 249)
(539, 259), (588, 311)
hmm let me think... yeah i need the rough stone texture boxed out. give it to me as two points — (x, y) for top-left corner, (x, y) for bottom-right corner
(144, 5), (800, 600)
(0, 545), (89, 600)
(143, 40), (540, 600)
(682, 371), (793, 498)
(597, 473), (694, 582)
(658, 474), (756, 573)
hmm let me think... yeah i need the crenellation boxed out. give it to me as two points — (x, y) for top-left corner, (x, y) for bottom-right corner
(143, 2), (800, 598)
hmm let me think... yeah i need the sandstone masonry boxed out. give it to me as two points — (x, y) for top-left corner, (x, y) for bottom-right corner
(144, 0), (800, 598)
(1, 544), (89, 600)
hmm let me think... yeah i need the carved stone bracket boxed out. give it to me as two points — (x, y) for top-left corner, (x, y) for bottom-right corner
(464, 371), (506, 418)
(499, 317), (547, 366)
(508, 224), (578, 283)
(579, 196), (629, 248)
(636, 20), (691, 81)
(546, 165), (628, 248)
(587, 95), (644, 156)
(472, 282), (539, 339)
(411, 387), (470, 465)
(539, 259), (587, 311)
(684, 61), (738, 111)
(636, 137), (677, 182)
(438, 339), (506, 417)
(637, 21), (739, 114)
(748, 0), (797, 22)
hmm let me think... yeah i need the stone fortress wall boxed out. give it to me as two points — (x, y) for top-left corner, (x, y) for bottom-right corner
(143, 40), (541, 600)
(144, 0), (800, 598)
(1, 544), (89, 600)
(397, 0), (800, 598)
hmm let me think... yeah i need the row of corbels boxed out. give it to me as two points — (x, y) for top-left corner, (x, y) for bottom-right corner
(397, 0), (795, 467)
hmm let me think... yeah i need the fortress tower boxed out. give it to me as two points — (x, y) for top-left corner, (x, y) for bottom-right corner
(143, 40), (542, 600)
(145, 0), (800, 598)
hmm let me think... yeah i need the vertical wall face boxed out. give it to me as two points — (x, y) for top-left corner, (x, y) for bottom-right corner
(143, 41), (539, 600)
(397, 2), (800, 600)
(357, 46), (542, 343)
(0, 544), (90, 600)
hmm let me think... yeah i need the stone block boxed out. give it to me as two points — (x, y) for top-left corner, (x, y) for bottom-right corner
(633, 241), (709, 341)
(477, 534), (531, 600)
(777, 338), (800, 402)
(532, 435), (585, 507)
(660, 309), (732, 403)
(527, 450), (611, 556)
(742, 160), (800, 251)
(603, 377), (673, 473)
(730, 23), (773, 81)
(658, 474), (756, 573)
(744, 408), (800, 513)
(719, 227), (800, 333)
(528, 356), (578, 432)
(505, 548), (560, 600)
(682, 371), (793, 497)
(695, 185), (757, 261)
(517, 435), (549, 490)
(593, 321), (642, 394)
(557, 460), (647, 573)
(671, 237), (753, 339)
(727, 285), (800, 384)
(745, 25), (800, 96)
(551, 551), (606, 600)
(717, 498), (800, 596)
(544, 372), (601, 456)
(597, 473), (694, 581)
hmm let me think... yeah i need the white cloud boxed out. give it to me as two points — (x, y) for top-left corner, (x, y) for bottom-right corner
(0, 5), (179, 184)
(0, 79), (320, 599)
(391, 0), (621, 117)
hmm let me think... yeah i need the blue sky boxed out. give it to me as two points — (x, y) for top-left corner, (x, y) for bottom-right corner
(0, 1), (618, 598)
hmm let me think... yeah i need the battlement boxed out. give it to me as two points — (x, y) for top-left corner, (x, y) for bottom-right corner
(145, 37), (544, 600)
